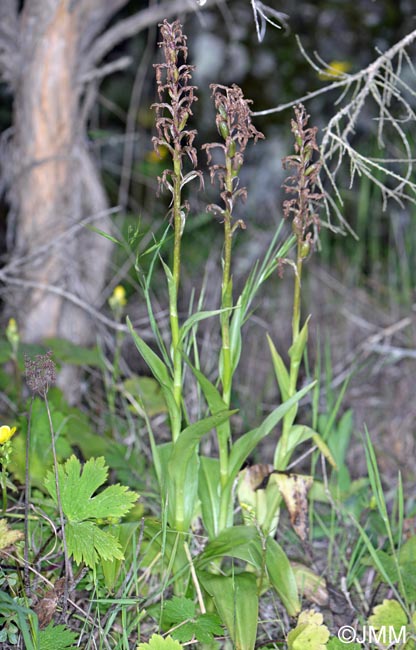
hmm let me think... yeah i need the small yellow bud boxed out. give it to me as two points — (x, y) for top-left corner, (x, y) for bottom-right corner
(0, 426), (17, 445)
(6, 318), (19, 352)
(109, 285), (127, 312)
(319, 60), (352, 81)
(145, 146), (168, 164)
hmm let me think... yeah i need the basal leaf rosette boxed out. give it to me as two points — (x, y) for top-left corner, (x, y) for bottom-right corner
(45, 455), (139, 568)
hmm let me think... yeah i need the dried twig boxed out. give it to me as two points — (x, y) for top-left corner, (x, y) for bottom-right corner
(82, 0), (224, 77)
(253, 29), (416, 221)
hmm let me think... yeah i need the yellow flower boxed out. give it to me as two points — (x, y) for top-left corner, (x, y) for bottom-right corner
(145, 146), (168, 164)
(109, 285), (127, 311)
(319, 60), (352, 81)
(0, 426), (17, 445)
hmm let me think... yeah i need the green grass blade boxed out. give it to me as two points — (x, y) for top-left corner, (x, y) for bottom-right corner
(227, 381), (316, 483)
(127, 317), (181, 434)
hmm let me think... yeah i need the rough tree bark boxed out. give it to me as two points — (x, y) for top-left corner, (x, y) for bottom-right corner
(0, 0), (221, 358)
(0, 0), (130, 346)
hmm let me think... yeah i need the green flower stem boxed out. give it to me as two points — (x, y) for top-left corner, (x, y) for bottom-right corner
(217, 157), (235, 533)
(1, 465), (7, 512)
(108, 325), (124, 432)
(171, 149), (185, 536)
(279, 243), (304, 468)
(170, 151), (183, 443)
(219, 155), (234, 492)
(219, 483), (232, 533)
(292, 244), (303, 342)
(0, 441), (13, 512)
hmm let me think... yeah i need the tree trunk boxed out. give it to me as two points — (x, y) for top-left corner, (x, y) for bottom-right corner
(0, 0), (222, 363)
(3, 0), (130, 345)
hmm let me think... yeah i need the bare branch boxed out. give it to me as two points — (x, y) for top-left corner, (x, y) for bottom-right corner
(80, 55), (132, 83)
(82, 0), (224, 75)
(0, 270), (132, 334)
(0, 0), (19, 82)
(253, 29), (416, 222)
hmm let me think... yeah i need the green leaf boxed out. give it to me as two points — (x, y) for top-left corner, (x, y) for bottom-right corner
(196, 526), (263, 569)
(400, 537), (416, 564)
(38, 623), (77, 650)
(11, 397), (72, 488)
(279, 425), (337, 469)
(199, 457), (221, 539)
(229, 294), (244, 373)
(0, 591), (35, 650)
(179, 308), (229, 344)
(265, 537), (300, 616)
(45, 456), (138, 523)
(177, 613), (223, 644)
(199, 572), (258, 650)
(160, 258), (177, 315)
(287, 610), (330, 650)
(65, 520), (124, 567)
(370, 550), (399, 583)
(368, 599), (408, 633)
(327, 409), (353, 468)
(163, 596), (195, 623)
(227, 381), (315, 484)
(166, 412), (234, 530)
(85, 225), (123, 246)
(101, 522), (142, 591)
(267, 334), (290, 402)
(327, 638), (360, 650)
(170, 411), (235, 471)
(183, 356), (230, 453)
(127, 317), (181, 431)
(398, 540), (416, 600)
(289, 316), (310, 367)
(44, 338), (103, 367)
(138, 634), (183, 650)
(161, 597), (224, 644)
(0, 339), (12, 363)
(123, 376), (168, 416)
(44, 456), (138, 568)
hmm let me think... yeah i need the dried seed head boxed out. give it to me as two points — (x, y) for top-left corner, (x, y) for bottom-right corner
(24, 351), (56, 397)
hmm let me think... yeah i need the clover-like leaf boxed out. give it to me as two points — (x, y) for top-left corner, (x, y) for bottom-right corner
(160, 597), (223, 643)
(137, 634), (183, 650)
(368, 599), (408, 633)
(163, 597), (195, 624)
(287, 609), (330, 650)
(327, 638), (360, 650)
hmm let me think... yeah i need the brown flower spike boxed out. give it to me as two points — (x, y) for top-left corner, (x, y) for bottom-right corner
(152, 19), (202, 213)
(282, 104), (323, 256)
(203, 84), (264, 228)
